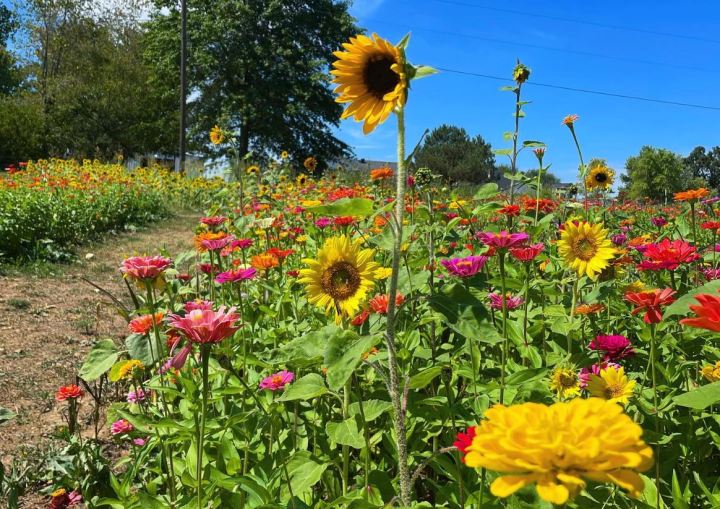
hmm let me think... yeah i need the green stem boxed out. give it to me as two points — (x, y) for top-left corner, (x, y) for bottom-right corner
(197, 345), (210, 509)
(498, 252), (509, 404)
(649, 324), (661, 509)
(342, 379), (351, 495)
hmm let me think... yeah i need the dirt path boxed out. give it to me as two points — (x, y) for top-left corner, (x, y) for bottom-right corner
(0, 213), (198, 468)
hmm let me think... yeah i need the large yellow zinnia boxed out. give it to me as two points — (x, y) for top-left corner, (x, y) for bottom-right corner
(331, 33), (407, 134)
(557, 221), (616, 279)
(464, 398), (653, 505)
(299, 235), (379, 321)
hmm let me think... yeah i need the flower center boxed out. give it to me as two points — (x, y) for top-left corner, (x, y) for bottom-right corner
(571, 235), (598, 261)
(559, 372), (577, 388)
(604, 382), (625, 399)
(594, 172), (608, 183)
(364, 55), (400, 99)
(321, 261), (361, 301)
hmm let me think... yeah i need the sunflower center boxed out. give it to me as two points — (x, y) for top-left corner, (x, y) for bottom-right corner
(559, 372), (577, 388)
(594, 172), (608, 183)
(604, 383), (625, 399)
(321, 261), (361, 301)
(571, 235), (598, 261)
(364, 56), (400, 99)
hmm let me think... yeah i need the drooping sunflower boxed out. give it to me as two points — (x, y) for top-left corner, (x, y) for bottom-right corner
(299, 235), (379, 321)
(587, 366), (636, 405)
(245, 165), (260, 176)
(557, 221), (616, 279)
(585, 164), (614, 190)
(209, 125), (225, 145)
(331, 33), (407, 134)
(303, 156), (318, 172)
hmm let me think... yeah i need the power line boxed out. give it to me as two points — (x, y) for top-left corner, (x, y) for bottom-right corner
(365, 19), (720, 75)
(430, 0), (720, 45)
(436, 66), (720, 111)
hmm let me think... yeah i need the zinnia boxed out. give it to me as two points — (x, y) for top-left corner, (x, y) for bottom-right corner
(680, 293), (720, 332)
(488, 292), (524, 311)
(586, 366), (636, 405)
(475, 230), (529, 250)
(369, 293), (405, 314)
(215, 267), (257, 284)
(440, 255), (488, 278)
(625, 288), (676, 324)
(128, 312), (165, 335)
(453, 426), (476, 464)
(56, 384), (84, 401)
(588, 335), (634, 361)
(462, 398), (653, 505)
(111, 419), (134, 435)
(168, 305), (241, 344)
(120, 256), (172, 281)
(259, 370), (294, 391)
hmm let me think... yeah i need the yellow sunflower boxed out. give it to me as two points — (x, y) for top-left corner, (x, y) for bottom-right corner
(585, 164), (614, 190)
(304, 156), (318, 172)
(297, 174), (308, 186)
(331, 33), (407, 134)
(209, 125), (225, 145)
(549, 366), (581, 400)
(281, 150), (289, 160)
(557, 221), (616, 279)
(246, 165), (260, 176)
(587, 366), (636, 405)
(299, 235), (379, 321)
(701, 361), (720, 382)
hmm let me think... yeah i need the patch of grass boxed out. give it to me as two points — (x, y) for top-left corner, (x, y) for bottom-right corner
(7, 299), (30, 310)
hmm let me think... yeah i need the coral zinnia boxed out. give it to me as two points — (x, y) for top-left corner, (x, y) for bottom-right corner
(587, 365), (636, 405)
(625, 288), (676, 324)
(370, 167), (394, 180)
(128, 312), (165, 335)
(680, 293), (720, 332)
(168, 305), (240, 344)
(463, 398), (653, 505)
(299, 235), (379, 321)
(56, 384), (84, 401)
(369, 293), (405, 314)
(637, 238), (699, 271)
(557, 221), (616, 279)
(331, 33), (407, 134)
(585, 164), (614, 190)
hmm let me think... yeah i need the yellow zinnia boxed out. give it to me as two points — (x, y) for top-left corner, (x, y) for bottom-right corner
(331, 33), (407, 134)
(549, 366), (581, 400)
(557, 221), (616, 279)
(117, 359), (144, 380)
(464, 398), (653, 505)
(299, 235), (379, 321)
(701, 361), (720, 382)
(587, 365), (636, 405)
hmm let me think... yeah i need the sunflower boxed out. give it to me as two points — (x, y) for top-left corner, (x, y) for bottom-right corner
(304, 156), (318, 172)
(557, 221), (616, 279)
(585, 165), (614, 190)
(281, 150), (289, 160)
(331, 33), (407, 134)
(587, 365), (636, 405)
(549, 366), (581, 399)
(299, 235), (379, 321)
(245, 165), (260, 176)
(297, 174), (308, 186)
(209, 125), (225, 145)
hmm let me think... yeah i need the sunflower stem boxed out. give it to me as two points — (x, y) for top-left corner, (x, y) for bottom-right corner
(508, 83), (522, 206)
(385, 107), (412, 506)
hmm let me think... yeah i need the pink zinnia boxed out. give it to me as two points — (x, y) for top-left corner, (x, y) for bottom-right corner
(111, 419), (134, 435)
(440, 255), (488, 278)
(509, 242), (544, 262)
(651, 216), (668, 227)
(637, 238), (699, 271)
(588, 335), (634, 361)
(201, 234), (235, 251)
(488, 293), (524, 310)
(215, 267), (257, 284)
(168, 305), (241, 344)
(200, 216), (227, 227)
(259, 370), (294, 391)
(704, 268), (720, 281)
(127, 388), (150, 403)
(120, 256), (172, 281)
(232, 238), (254, 249)
(475, 231), (529, 250)
(315, 217), (332, 228)
(184, 300), (214, 312)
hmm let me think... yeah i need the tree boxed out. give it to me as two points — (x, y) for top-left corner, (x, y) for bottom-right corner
(524, 168), (560, 187)
(413, 125), (497, 184)
(144, 0), (360, 165)
(621, 146), (703, 201)
(685, 146), (720, 191)
(0, 4), (19, 94)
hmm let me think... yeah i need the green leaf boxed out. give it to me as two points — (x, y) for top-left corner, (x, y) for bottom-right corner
(348, 399), (392, 422)
(493, 148), (512, 156)
(505, 367), (549, 386)
(664, 279), (720, 317)
(326, 418), (365, 449)
(278, 373), (328, 401)
(673, 381), (720, 410)
(306, 198), (374, 217)
(409, 366), (444, 389)
(324, 332), (379, 391)
(473, 182), (499, 200)
(0, 406), (16, 425)
(287, 453), (329, 495)
(272, 326), (333, 366)
(79, 339), (119, 381)
(522, 140), (545, 148)
(125, 333), (153, 366)
(108, 360), (128, 383)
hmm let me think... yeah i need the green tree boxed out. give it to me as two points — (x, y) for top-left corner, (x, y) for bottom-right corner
(621, 146), (702, 201)
(685, 146), (720, 191)
(413, 124), (497, 184)
(0, 4), (19, 95)
(144, 0), (360, 165)
(524, 168), (560, 187)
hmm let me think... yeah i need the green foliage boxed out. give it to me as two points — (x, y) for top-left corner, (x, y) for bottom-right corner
(620, 146), (704, 200)
(685, 146), (720, 191)
(144, 0), (360, 163)
(414, 124), (497, 185)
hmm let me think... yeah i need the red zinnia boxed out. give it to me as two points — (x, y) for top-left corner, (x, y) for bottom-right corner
(453, 426), (476, 463)
(369, 294), (405, 314)
(637, 238), (699, 271)
(509, 242), (544, 262)
(56, 384), (84, 401)
(625, 288), (676, 324)
(680, 293), (720, 332)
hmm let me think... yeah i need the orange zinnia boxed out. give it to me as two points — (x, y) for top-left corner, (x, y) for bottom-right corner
(194, 231), (228, 252)
(370, 167), (394, 180)
(674, 188), (710, 202)
(680, 294), (720, 332)
(129, 312), (165, 335)
(251, 253), (280, 271)
(574, 303), (605, 315)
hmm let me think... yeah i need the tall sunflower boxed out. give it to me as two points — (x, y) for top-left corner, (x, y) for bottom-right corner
(299, 235), (379, 321)
(585, 164), (614, 190)
(331, 33), (407, 134)
(557, 221), (616, 279)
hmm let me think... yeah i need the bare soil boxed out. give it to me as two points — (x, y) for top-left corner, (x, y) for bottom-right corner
(0, 213), (198, 507)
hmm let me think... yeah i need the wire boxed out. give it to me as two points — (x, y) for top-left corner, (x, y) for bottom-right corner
(436, 66), (720, 111)
(365, 18), (720, 75)
(429, 0), (720, 45)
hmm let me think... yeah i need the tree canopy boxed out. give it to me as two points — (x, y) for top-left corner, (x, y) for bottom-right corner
(685, 146), (720, 191)
(620, 146), (704, 201)
(413, 124), (497, 184)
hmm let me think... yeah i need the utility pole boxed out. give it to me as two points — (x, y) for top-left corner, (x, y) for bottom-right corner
(178, 0), (187, 172)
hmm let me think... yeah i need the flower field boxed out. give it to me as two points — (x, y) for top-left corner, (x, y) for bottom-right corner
(0, 159), (225, 261)
(9, 33), (720, 509)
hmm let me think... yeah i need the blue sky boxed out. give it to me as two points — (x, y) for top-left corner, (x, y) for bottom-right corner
(342, 0), (720, 183)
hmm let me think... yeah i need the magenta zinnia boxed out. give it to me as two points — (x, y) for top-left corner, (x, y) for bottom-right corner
(168, 305), (241, 344)
(475, 231), (529, 250)
(259, 370), (295, 391)
(440, 255), (488, 278)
